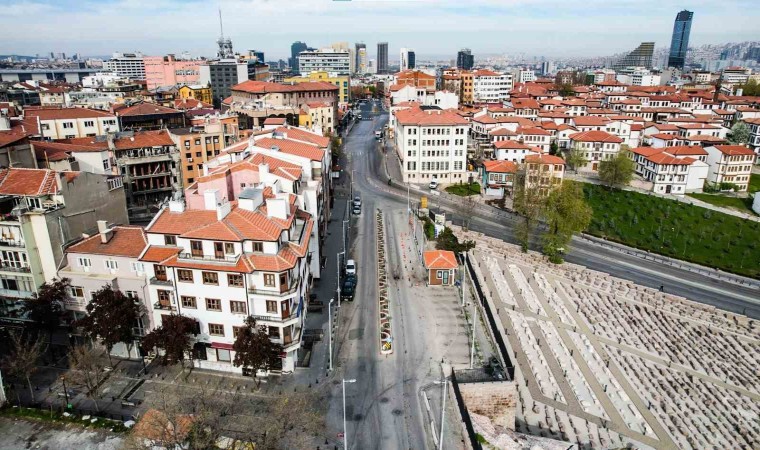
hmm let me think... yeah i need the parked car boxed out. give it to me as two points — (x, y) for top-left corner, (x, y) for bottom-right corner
(345, 259), (356, 276)
(353, 204), (361, 215)
(429, 180), (438, 190)
(353, 196), (362, 207)
(357, 114), (362, 120)
(341, 276), (356, 300)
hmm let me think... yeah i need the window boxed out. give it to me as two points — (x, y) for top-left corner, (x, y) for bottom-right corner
(194, 139), (201, 145)
(202, 271), (218, 285)
(266, 300), (278, 313)
(124, 291), (138, 300)
(62, 122), (74, 129)
(232, 326), (245, 338)
(70, 286), (84, 298)
(83, 120), (94, 127)
(215, 348), (231, 362)
(208, 323), (224, 336)
(263, 273), (276, 287)
(230, 300), (246, 314)
(227, 274), (243, 287)
(268, 326), (279, 337)
(177, 269), (194, 282)
(164, 235), (177, 246)
(131, 262), (144, 273)
(225, 243), (235, 254)
(104, 260), (118, 270)
(154, 264), (167, 281)
(206, 298), (221, 311)
(191, 240), (203, 257)
(181, 296), (197, 308)
(2, 278), (19, 291)
(251, 242), (263, 252)
(103, 159), (110, 170)
(77, 257), (91, 268)
(157, 290), (171, 305)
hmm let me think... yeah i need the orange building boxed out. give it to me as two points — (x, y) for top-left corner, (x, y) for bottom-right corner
(396, 70), (436, 90)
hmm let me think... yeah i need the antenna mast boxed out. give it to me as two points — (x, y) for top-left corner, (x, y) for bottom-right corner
(219, 8), (224, 39)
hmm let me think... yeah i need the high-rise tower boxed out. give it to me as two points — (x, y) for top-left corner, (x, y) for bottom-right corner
(668, 10), (693, 69)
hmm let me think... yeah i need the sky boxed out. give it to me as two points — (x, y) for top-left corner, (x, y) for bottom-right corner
(1, 0), (759, 60)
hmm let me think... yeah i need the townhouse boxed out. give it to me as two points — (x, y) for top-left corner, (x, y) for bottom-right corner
(0, 168), (128, 322)
(25, 107), (120, 139)
(480, 160), (516, 197)
(141, 188), (313, 373)
(524, 154), (565, 195)
(629, 146), (708, 195)
(568, 130), (623, 171)
(704, 145), (755, 191)
(393, 106), (470, 184)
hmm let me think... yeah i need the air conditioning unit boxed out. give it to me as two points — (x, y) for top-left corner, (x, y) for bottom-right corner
(188, 158), (194, 162)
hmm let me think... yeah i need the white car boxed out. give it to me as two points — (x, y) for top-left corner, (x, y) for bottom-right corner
(345, 259), (356, 276)
(353, 196), (362, 207)
(429, 180), (438, 190)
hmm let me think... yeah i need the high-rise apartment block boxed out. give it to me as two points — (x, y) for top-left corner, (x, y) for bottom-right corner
(457, 49), (474, 70)
(298, 48), (351, 75)
(613, 42), (655, 70)
(377, 42), (389, 74)
(355, 43), (367, 74)
(103, 52), (146, 80)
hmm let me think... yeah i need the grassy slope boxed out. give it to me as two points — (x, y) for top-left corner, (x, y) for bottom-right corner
(445, 182), (481, 196)
(581, 183), (760, 279)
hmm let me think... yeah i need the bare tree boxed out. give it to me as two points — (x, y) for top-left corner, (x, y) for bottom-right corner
(512, 167), (545, 252)
(1, 331), (46, 404)
(457, 193), (478, 231)
(67, 344), (108, 411)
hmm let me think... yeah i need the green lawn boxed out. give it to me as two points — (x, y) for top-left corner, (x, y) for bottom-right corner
(750, 173), (760, 194)
(580, 183), (760, 279)
(687, 193), (756, 215)
(445, 182), (481, 196)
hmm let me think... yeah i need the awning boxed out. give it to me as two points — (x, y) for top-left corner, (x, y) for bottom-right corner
(210, 342), (234, 350)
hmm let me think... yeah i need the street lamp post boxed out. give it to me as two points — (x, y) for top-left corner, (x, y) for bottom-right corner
(60, 376), (70, 409)
(337, 251), (345, 308)
(342, 378), (357, 449)
(438, 371), (447, 450)
(328, 298), (335, 371)
(342, 219), (349, 254)
(462, 251), (467, 307)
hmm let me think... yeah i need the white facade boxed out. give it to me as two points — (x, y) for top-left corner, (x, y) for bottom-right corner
(298, 48), (351, 75)
(473, 72), (513, 103)
(35, 112), (120, 139)
(103, 52), (146, 80)
(517, 70), (536, 83)
(704, 145), (755, 191)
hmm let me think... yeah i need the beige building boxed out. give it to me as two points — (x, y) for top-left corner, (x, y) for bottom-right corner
(25, 108), (120, 139)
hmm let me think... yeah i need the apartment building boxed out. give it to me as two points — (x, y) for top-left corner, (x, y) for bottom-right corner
(25, 108), (120, 139)
(393, 106), (470, 184)
(58, 223), (151, 357)
(199, 60), (249, 107)
(103, 52), (146, 80)
(568, 130), (623, 171)
(0, 168), (128, 322)
(298, 48), (351, 75)
(144, 55), (202, 90)
(704, 145), (755, 191)
(395, 70), (436, 90)
(177, 85), (213, 105)
(141, 188), (313, 373)
(0, 113), (37, 168)
(480, 160), (516, 197)
(630, 146), (708, 195)
(472, 70), (513, 104)
(493, 140), (540, 163)
(169, 114), (240, 187)
(113, 102), (186, 131)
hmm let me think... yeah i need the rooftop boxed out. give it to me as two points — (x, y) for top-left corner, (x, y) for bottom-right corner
(67, 225), (147, 258)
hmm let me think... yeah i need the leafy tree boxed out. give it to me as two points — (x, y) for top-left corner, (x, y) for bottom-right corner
(542, 182), (592, 263)
(728, 121), (751, 145)
(76, 285), (141, 367)
(1, 331), (46, 404)
(435, 227), (476, 253)
(512, 170), (545, 252)
(549, 141), (559, 156)
(232, 316), (283, 386)
(23, 278), (70, 341)
(598, 150), (635, 188)
(738, 79), (759, 96)
(67, 344), (108, 411)
(565, 146), (589, 173)
(141, 314), (197, 371)
(558, 83), (575, 97)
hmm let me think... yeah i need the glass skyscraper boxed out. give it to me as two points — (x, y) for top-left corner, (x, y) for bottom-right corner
(668, 10), (693, 69)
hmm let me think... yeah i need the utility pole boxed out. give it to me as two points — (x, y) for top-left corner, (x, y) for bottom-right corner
(470, 302), (477, 370)
(337, 251), (345, 308)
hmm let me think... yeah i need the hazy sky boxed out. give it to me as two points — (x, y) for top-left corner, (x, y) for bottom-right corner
(1, 0), (759, 60)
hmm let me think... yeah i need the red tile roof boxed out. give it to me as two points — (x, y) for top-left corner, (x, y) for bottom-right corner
(710, 145), (755, 156)
(650, 133), (679, 140)
(25, 107), (115, 121)
(139, 246), (182, 263)
(666, 145), (708, 156)
(274, 126), (330, 148)
(424, 250), (458, 270)
(511, 98), (540, 110)
(263, 118), (287, 125)
(0, 168), (65, 196)
(395, 107), (469, 126)
(483, 160), (517, 173)
(569, 130), (622, 143)
(113, 102), (182, 117)
(494, 140), (535, 150)
(67, 226), (147, 258)
(232, 80), (338, 94)
(630, 147), (664, 157)
(61, 130), (175, 149)
(254, 137), (324, 162)
(0, 122), (30, 148)
(646, 153), (693, 165)
(525, 154), (565, 165)
(517, 127), (550, 136)
(571, 116), (610, 127)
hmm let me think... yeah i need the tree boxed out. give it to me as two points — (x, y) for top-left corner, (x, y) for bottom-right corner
(456, 192), (479, 230)
(598, 149), (635, 188)
(542, 182), (592, 263)
(512, 169), (545, 252)
(141, 314), (197, 371)
(76, 285), (141, 367)
(232, 316), (283, 387)
(738, 79), (759, 96)
(1, 331), (46, 404)
(549, 141), (559, 156)
(565, 146), (589, 173)
(728, 121), (751, 145)
(435, 227), (476, 253)
(23, 278), (70, 341)
(67, 344), (108, 411)
(558, 83), (575, 97)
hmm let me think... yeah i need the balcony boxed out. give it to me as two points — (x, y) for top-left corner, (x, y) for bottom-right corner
(150, 277), (173, 286)
(178, 252), (240, 264)
(248, 281), (299, 297)
(64, 298), (87, 310)
(249, 311), (300, 324)
(153, 301), (176, 311)
(0, 263), (31, 273)
(0, 239), (25, 248)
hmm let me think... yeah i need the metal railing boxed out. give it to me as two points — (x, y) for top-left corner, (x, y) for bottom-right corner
(149, 277), (172, 286)
(0, 239), (25, 248)
(0, 263), (31, 273)
(249, 311), (300, 324)
(247, 282), (299, 296)
(153, 301), (176, 311)
(178, 252), (240, 264)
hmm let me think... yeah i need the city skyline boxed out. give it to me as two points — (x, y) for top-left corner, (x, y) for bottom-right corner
(2, 0), (759, 60)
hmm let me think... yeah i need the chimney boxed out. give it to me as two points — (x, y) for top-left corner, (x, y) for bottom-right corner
(203, 189), (221, 211)
(169, 200), (185, 213)
(258, 163), (269, 175)
(97, 220), (113, 243)
(265, 197), (288, 220)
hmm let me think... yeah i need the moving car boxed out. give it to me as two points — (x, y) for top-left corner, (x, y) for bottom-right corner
(375, 130), (382, 138)
(345, 259), (356, 276)
(429, 180), (438, 190)
(357, 114), (362, 120)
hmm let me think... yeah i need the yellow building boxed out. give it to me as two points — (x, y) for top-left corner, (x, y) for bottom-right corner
(284, 71), (350, 105)
(178, 84), (213, 105)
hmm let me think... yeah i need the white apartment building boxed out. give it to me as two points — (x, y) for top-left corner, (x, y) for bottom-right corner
(394, 106), (470, 184)
(616, 67), (661, 86)
(517, 69), (536, 83)
(389, 85), (458, 110)
(744, 118), (760, 160)
(472, 70), (513, 104)
(298, 48), (351, 75)
(568, 130), (623, 171)
(400, 48), (413, 71)
(630, 147), (708, 195)
(704, 145), (755, 191)
(25, 108), (120, 139)
(103, 52), (146, 80)
(493, 140), (539, 163)
(141, 188), (313, 374)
